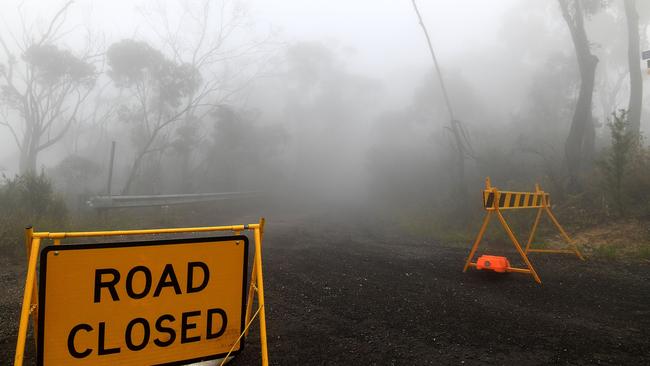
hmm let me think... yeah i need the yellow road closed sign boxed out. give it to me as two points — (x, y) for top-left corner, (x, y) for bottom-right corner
(37, 236), (249, 365)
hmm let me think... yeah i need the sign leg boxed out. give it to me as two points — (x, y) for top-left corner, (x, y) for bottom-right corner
(14, 238), (41, 366)
(244, 265), (257, 337)
(24, 228), (39, 346)
(254, 226), (269, 366)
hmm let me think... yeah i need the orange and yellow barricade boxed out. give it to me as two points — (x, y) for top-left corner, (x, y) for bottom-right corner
(463, 178), (584, 284)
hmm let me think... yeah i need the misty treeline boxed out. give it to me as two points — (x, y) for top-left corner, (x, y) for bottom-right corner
(0, 0), (649, 239)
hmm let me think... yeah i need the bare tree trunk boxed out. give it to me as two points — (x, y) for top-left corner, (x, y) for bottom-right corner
(583, 113), (596, 172)
(19, 148), (37, 174)
(411, 0), (469, 219)
(121, 151), (146, 195)
(559, 0), (598, 190)
(599, 68), (627, 126)
(18, 122), (39, 174)
(121, 123), (164, 194)
(624, 0), (643, 135)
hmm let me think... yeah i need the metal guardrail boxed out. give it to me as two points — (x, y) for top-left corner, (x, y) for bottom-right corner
(87, 191), (262, 209)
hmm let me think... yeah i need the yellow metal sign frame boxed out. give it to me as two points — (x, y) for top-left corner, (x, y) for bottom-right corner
(463, 178), (584, 284)
(14, 218), (269, 366)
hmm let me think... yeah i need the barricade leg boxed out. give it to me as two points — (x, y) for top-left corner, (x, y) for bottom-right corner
(495, 211), (542, 284)
(524, 208), (543, 253)
(463, 211), (492, 272)
(544, 207), (585, 260)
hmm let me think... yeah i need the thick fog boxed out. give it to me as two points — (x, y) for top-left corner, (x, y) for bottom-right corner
(1, 0), (649, 214)
(5, 3), (650, 365)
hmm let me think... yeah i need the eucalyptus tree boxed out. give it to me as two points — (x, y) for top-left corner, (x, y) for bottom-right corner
(106, 39), (201, 194)
(0, 1), (97, 174)
(558, 0), (603, 189)
(623, 0), (643, 135)
(114, 0), (275, 193)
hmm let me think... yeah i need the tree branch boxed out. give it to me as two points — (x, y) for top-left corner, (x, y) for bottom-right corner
(38, 0), (75, 46)
(0, 119), (22, 149)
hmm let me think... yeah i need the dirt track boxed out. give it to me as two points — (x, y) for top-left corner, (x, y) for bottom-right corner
(2, 210), (650, 365)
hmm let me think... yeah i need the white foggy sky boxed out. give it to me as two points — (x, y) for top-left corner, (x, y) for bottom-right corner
(247, 0), (516, 73)
(0, 0), (519, 172)
(1, 0), (649, 173)
(0, 0), (516, 74)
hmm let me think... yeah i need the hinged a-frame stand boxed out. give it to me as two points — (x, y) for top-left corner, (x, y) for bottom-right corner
(463, 178), (584, 284)
(524, 193), (585, 261)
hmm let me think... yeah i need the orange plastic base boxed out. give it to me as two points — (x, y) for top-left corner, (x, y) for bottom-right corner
(476, 255), (510, 273)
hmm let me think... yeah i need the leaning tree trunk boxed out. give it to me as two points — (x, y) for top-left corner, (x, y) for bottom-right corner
(411, 0), (470, 220)
(624, 0), (643, 135)
(559, 0), (598, 191)
(18, 147), (38, 175)
(121, 149), (147, 195)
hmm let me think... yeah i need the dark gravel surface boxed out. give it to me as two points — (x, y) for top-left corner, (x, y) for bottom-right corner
(2, 211), (650, 365)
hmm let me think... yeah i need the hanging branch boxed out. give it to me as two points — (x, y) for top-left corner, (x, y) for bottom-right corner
(410, 0), (454, 121)
(410, 0), (476, 160)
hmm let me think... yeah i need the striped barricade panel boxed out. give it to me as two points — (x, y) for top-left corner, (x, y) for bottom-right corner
(483, 190), (550, 210)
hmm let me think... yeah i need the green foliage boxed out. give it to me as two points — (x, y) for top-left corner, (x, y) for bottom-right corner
(50, 155), (102, 205)
(23, 44), (95, 86)
(55, 155), (101, 182)
(0, 173), (67, 257)
(106, 40), (164, 85)
(1, 44), (96, 112)
(107, 39), (200, 107)
(598, 109), (637, 216)
(623, 142), (650, 217)
(199, 105), (288, 191)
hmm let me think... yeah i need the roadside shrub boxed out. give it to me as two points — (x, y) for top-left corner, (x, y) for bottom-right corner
(0, 173), (67, 258)
(49, 154), (102, 212)
(622, 139), (650, 218)
(598, 110), (637, 216)
(591, 109), (650, 219)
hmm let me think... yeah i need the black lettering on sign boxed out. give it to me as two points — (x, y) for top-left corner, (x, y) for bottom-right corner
(206, 308), (227, 339)
(125, 318), (150, 351)
(126, 266), (152, 299)
(181, 310), (202, 343)
(68, 324), (93, 358)
(187, 262), (210, 294)
(154, 314), (177, 347)
(153, 264), (182, 297)
(98, 322), (121, 355)
(94, 268), (120, 303)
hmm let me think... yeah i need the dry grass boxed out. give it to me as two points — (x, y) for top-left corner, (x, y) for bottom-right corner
(572, 219), (650, 260)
